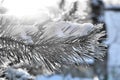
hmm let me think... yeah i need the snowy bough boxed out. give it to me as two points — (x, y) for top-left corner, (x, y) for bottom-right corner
(0, 20), (106, 71)
(0, 1), (106, 79)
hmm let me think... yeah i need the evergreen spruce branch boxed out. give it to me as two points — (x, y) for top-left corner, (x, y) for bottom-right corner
(0, 23), (106, 71)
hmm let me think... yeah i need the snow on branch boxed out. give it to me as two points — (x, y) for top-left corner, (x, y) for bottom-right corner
(0, 0), (106, 73)
(0, 19), (106, 72)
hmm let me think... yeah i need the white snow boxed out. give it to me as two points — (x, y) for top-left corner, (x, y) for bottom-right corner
(4, 68), (33, 80)
(41, 21), (94, 40)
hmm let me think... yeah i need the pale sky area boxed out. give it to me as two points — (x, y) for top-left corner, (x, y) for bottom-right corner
(2, 0), (59, 17)
(1, 0), (81, 18)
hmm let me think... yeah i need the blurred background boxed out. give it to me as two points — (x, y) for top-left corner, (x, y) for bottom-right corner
(0, 0), (120, 80)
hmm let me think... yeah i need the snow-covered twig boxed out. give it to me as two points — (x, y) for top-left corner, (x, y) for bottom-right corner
(0, 0), (106, 73)
(0, 21), (106, 72)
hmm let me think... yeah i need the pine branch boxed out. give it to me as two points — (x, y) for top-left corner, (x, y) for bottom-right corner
(0, 21), (106, 72)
